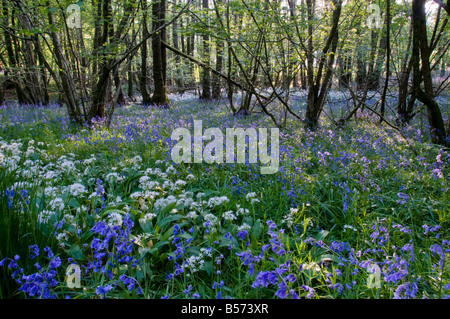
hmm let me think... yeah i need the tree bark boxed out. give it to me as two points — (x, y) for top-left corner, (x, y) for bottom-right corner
(379, 0), (391, 123)
(151, 0), (170, 106)
(212, 0), (224, 102)
(2, 0), (29, 104)
(200, 0), (212, 100)
(140, 1), (152, 104)
(397, 23), (414, 124)
(305, 0), (342, 129)
(412, 0), (447, 146)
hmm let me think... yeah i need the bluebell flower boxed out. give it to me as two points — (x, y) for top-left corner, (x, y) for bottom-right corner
(393, 283), (408, 299)
(5, 188), (14, 209)
(333, 283), (344, 295)
(266, 220), (277, 230)
(289, 290), (299, 299)
(29, 245), (39, 259)
(212, 281), (224, 290)
(236, 229), (248, 240)
(285, 274), (296, 283)
(49, 257), (61, 269)
(96, 284), (113, 296)
(275, 281), (287, 299)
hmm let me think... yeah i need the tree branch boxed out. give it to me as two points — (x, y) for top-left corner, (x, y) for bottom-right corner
(433, 0), (450, 15)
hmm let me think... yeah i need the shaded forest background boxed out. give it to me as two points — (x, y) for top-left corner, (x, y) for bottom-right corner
(0, 0), (449, 145)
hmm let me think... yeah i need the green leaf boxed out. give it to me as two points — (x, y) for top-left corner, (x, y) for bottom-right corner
(138, 247), (151, 258)
(315, 229), (329, 242)
(66, 244), (84, 260)
(149, 240), (170, 256)
(203, 261), (213, 275)
(100, 209), (125, 219)
(67, 198), (80, 209)
(157, 214), (185, 229)
(139, 220), (154, 234)
(67, 224), (78, 235)
(158, 201), (177, 217)
(251, 219), (263, 239)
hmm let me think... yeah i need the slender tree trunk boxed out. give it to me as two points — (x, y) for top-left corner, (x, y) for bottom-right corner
(128, 64), (135, 100)
(140, 1), (151, 104)
(187, 14), (195, 84)
(338, 53), (352, 89)
(200, 0), (212, 100)
(355, 30), (367, 91)
(2, 0), (29, 104)
(379, 0), (391, 123)
(92, 0), (102, 84)
(114, 69), (126, 104)
(212, 0), (224, 101)
(440, 58), (446, 77)
(0, 77), (4, 105)
(397, 24), (413, 124)
(108, 17), (125, 105)
(180, 15), (186, 54)
(212, 39), (224, 99)
(225, 0), (235, 112)
(151, 0), (170, 106)
(172, 0), (182, 87)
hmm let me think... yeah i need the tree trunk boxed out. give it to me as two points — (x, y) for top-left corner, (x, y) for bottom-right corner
(89, 0), (112, 119)
(412, 0), (447, 146)
(397, 24), (414, 124)
(45, 0), (82, 122)
(92, 0), (103, 83)
(305, 0), (342, 129)
(0, 78), (4, 105)
(440, 58), (446, 77)
(151, 0), (170, 106)
(212, 40), (224, 99)
(172, 0), (182, 87)
(355, 33), (367, 91)
(212, 0), (224, 103)
(200, 0), (212, 100)
(2, 0), (29, 104)
(140, 2), (151, 104)
(379, 0), (391, 123)
(128, 64), (135, 100)
(338, 52), (351, 89)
